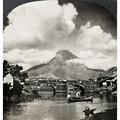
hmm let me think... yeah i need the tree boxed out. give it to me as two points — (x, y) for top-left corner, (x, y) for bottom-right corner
(19, 72), (28, 83)
(3, 60), (28, 102)
(3, 60), (27, 81)
(3, 60), (10, 78)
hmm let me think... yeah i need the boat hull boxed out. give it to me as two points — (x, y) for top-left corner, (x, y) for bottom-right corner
(67, 96), (93, 103)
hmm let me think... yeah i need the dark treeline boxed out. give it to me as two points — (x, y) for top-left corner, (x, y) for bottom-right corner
(3, 60), (28, 104)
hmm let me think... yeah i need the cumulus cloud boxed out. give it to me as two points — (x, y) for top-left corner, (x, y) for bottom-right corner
(4, 0), (77, 51)
(67, 53), (116, 70)
(3, 0), (117, 70)
(4, 49), (56, 70)
(76, 22), (117, 55)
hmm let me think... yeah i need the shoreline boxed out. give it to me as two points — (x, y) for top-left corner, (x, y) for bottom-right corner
(81, 107), (117, 120)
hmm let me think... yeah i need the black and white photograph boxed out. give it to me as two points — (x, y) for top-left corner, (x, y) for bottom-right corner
(3, 0), (117, 120)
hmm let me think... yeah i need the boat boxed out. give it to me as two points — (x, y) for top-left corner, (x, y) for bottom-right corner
(67, 96), (93, 103)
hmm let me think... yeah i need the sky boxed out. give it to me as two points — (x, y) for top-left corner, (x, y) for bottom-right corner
(3, 0), (117, 70)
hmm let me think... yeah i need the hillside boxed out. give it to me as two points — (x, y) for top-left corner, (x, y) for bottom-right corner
(98, 66), (117, 78)
(26, 50), (105, 80)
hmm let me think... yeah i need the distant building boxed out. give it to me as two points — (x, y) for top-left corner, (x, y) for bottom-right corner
(98, 72), (117, 91)
(4, 73), (13, 89)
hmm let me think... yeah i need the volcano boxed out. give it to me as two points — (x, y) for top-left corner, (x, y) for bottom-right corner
(26, 50), (104, 80)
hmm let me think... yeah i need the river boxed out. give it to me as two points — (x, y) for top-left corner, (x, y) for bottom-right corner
(3, 94), (117, 120)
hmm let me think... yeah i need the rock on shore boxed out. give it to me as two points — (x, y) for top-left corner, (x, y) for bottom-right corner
(81, 108), (117, 120)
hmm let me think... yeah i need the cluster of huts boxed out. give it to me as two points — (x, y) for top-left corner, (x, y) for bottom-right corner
(97, 71), (117, 96)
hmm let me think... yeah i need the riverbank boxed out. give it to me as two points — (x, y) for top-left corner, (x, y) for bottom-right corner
(81, 108), (117, 120)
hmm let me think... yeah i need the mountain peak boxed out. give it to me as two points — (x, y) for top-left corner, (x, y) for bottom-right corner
(56, 50), (78, 61)
(26, 49), (105, 79)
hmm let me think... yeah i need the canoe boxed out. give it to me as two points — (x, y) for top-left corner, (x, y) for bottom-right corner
(67, 96), (93, 103)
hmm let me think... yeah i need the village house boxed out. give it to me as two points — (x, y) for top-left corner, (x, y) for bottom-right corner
(4, 73), (14, 89)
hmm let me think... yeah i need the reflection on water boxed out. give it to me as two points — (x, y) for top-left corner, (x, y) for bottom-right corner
(4, 94), (117, 120)
(38, 91), (54, 98)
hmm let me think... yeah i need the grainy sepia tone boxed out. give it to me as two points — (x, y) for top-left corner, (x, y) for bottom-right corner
(3, 0), (117, 120)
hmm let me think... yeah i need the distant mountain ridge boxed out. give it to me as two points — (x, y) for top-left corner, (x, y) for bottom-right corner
(98, 66), (117, 78)
(26, 50), (108, 80)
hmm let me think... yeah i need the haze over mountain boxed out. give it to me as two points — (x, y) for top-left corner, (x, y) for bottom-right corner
(26, 50), (105, 80)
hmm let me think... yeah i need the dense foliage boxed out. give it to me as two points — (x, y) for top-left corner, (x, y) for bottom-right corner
(3, 60), (28, 103)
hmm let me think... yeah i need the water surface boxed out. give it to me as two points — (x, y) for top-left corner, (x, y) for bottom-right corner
(4, 94), (117, 120)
